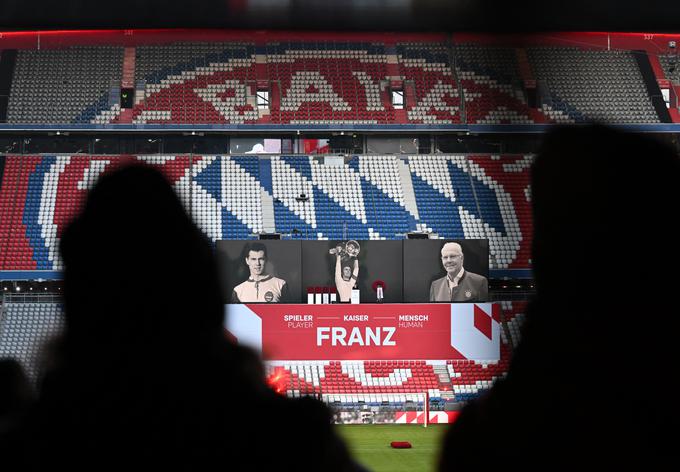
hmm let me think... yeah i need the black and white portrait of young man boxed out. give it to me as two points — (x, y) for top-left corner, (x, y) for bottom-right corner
(217, 240), (302, 303)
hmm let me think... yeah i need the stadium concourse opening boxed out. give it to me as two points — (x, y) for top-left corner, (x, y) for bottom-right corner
(0, 28), (678, 471)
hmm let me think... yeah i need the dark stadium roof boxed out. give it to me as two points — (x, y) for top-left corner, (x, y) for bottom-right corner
(1, 0), (679, 33)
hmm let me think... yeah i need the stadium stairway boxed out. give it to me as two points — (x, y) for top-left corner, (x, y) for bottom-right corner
(632, 50), (672, 122)
(501, 300), (528, 347)
(0, 49), (17, 123)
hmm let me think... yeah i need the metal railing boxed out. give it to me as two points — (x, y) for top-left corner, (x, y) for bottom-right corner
(2, 293), (62, 304)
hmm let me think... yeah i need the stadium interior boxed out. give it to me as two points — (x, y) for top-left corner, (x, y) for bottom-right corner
(1, 2), (679, 468)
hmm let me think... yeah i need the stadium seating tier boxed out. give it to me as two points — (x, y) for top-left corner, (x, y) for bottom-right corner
(2, 41), (662, 125)
(0, 154), (533, 270)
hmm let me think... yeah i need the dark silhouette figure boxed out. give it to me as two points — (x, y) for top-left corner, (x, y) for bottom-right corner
(1, 165), (357, 470)
(0, 359), (34, 436)
(439, 126), (678, 470)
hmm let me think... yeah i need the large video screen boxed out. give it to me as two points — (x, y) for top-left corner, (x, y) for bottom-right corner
(301, 240), (404, 303)
(216, 240), (303, 303)
(403, 239), (489, 303)
(217, 239), (489, 303)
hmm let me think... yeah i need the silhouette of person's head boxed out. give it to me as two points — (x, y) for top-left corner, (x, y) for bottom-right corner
(531, 125), (680, 300)
(0, 359), (34, 433)
(439, 126), (679, 470)
(529, 126), (680, 360)
(59, 165), (224, 361)
(3, 164), (358, 471)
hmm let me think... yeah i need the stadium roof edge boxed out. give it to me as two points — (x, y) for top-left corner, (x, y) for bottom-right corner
(2, 0), (680, 33)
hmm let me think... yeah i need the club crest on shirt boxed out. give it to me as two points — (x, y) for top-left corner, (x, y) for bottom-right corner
(465, 290), (472, 298)
(264, 291), (274, 302)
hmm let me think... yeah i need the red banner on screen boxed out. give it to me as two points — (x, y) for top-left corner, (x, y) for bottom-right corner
(224, 303), (500, 361)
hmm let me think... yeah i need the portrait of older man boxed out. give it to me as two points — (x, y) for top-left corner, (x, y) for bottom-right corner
(429, 242), (488, 302)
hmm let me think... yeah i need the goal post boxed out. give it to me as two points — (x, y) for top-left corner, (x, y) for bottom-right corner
(423, 390), (429, 428)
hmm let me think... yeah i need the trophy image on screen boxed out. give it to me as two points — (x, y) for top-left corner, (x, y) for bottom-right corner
(331, 240), (360, 302)
(329, 240), (360, 258)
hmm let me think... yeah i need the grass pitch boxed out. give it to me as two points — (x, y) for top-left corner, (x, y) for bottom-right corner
(336, 424), (449, 472)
